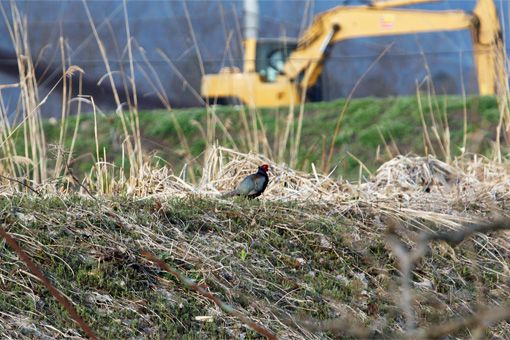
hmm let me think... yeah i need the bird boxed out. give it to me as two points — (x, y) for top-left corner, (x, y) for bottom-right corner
(221, 164), (270, 198)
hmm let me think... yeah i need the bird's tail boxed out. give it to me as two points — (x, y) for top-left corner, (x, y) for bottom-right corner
(220, 190), (238, 198)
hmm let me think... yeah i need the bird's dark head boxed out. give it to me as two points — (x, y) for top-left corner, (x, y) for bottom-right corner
(259, 164), (270, 173)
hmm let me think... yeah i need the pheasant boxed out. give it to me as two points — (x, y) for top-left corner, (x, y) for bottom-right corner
(221, 164), (270, 198)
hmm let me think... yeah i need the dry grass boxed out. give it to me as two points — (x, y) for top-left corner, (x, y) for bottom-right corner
(0, 1), (510, 338)
(0, 149), (509, 338)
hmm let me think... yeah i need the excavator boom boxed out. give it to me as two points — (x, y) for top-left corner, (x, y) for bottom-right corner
(370, 0), (440, 9)
(201, 0), (505, 107)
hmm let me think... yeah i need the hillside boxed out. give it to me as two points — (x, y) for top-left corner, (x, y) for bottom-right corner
(35, 95), (502, 181)
(1, 151), (509, 338)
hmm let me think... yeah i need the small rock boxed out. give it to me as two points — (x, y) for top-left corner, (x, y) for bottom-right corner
(295, 257), (306, 268)
(353, 272), (369, 289)
(414, 278), (434, 290)
(195, 315), (213, 322)
(15, 212), (36, 223)
(86, 292), (113, 304)
(335, 274), (349, 285)
(320, 235), (332, 249)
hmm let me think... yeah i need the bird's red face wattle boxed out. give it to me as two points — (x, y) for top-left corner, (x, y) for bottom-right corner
(261, 164), (269, 172)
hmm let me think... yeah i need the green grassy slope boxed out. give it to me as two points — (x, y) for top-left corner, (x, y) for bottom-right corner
(35, 96), (501, 180)
(1, 195), (507, 338)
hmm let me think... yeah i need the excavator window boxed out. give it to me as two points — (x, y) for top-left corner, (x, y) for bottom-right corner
(255, 39), (298, 83)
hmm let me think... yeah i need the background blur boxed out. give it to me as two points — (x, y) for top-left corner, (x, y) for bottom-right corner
(0, 0), (508, 116)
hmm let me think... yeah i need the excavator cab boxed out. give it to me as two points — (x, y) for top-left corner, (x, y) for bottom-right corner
(255, 38), (298, 82)
(254, 38), (324, 101)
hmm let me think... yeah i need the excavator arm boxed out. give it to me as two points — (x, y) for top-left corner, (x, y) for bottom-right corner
(283, 0), (503, 95)
(201, 0), (505, 107)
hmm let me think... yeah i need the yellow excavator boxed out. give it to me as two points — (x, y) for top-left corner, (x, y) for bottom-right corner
(201, 0), (505, 107)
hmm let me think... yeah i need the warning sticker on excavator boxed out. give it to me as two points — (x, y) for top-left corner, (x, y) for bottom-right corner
(380, 14), (395, 29)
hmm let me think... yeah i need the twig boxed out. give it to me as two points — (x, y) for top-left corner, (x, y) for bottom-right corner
(280, 313), (370, 339)
(0, 224), (98, 340)
(0, 174), (41, 196)
(423, 219), (510, 246)
(386, 218), (510, 338)
(324, 43), (394, 172)
(388, 234), (416, 333)
(64, 164), (97, 201)
(141, 249), (278, 340)
(416, 305), (510, 340)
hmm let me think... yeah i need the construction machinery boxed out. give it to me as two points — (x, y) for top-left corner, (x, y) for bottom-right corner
(201, 0), (505, 107)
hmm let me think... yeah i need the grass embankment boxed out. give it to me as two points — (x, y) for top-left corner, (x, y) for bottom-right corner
(36, 96), (501, 180)
(1, 190), (508, 339)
